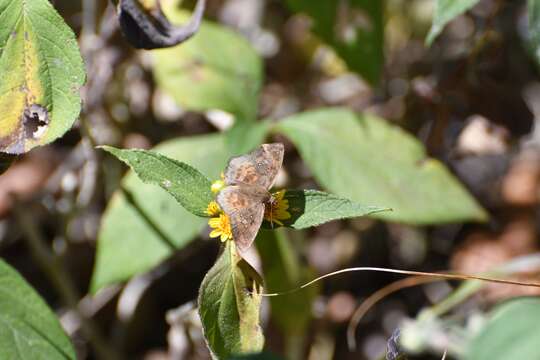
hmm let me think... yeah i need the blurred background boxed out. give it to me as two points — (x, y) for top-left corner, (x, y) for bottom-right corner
(3, 0), (540, 359)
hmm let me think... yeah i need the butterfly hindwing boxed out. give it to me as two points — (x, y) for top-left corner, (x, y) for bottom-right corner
(224, 143), (284, 189)
(217, 185), (267, 251)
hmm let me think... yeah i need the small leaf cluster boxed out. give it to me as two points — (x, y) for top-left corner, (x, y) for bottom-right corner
(101, 143), (388, 358)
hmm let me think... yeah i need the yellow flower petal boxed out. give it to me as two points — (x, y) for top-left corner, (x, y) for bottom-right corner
(208, 214), (233, 242)
(205, 201), (221, 216)
(208, 217), (221, 227)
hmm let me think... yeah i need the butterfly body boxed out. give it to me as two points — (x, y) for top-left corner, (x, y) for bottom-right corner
(216, 143), (284, 251)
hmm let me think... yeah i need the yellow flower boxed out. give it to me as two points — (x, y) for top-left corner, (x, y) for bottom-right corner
(264, 190), (291, 226)
(211, 173), (226, 194)
(209, 214), (233, 242)
(208, 173), (232, 242)
(208, 214), (232, 242)
(211, 179), (225, 194)
(205, 201), (221, 217)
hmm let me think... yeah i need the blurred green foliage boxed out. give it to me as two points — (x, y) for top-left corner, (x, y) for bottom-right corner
(0, 260), (76, 359)
(286, 0), (384, 84)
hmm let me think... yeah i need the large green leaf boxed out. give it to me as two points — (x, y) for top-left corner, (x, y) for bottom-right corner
(198, 241), (264, 359)
(256, 230), (317, 347)
(91, 134), (229, 292)
(285, 0), (383, 84)
(274, 108), (488, 224)
(152, 5), (263, 122)
(101, 146), (213, 217)
(0, 259), (76, 359)
(426, 0), (480, 46)
(0, 0), (85, 154)
(466, 298), (540, 360)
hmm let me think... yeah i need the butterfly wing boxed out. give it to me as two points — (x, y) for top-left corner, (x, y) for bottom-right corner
(224, 143), (284, 190)
(217, 185), (267, 252)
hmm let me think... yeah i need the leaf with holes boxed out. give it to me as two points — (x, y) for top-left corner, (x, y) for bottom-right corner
(0, 0), (85, 154)
(0, 259), (76, 359)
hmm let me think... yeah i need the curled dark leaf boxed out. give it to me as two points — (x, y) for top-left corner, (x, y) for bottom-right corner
(117, 0), (206, 49)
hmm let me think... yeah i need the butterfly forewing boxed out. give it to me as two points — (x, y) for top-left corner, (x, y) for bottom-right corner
(217, 185), (267, 251)
(224, 143), (284, 190)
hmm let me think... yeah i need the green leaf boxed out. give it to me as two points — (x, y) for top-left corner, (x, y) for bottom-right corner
(91, 134), (229, 292)
(225, 121), (270, 156)
(426, 0), (480, 46)
(101, 146), (213, 217)
(256, 230), (317, 341)
(285, 0), (383, 84)
(0, 259), (76, 359)
(262, 189), (389, 230)
(152, 6), (263, 122)
(198, 241), (264, 359)
(0, 0), (85, 154)
(274, 108), (488, 224)
(466, 298), (540, 360)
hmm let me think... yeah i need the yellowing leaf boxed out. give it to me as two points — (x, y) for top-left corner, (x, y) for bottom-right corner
(0, 0), (85, 154)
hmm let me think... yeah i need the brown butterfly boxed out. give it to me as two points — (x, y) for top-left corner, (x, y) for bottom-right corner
(216, 143), (284, 252)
